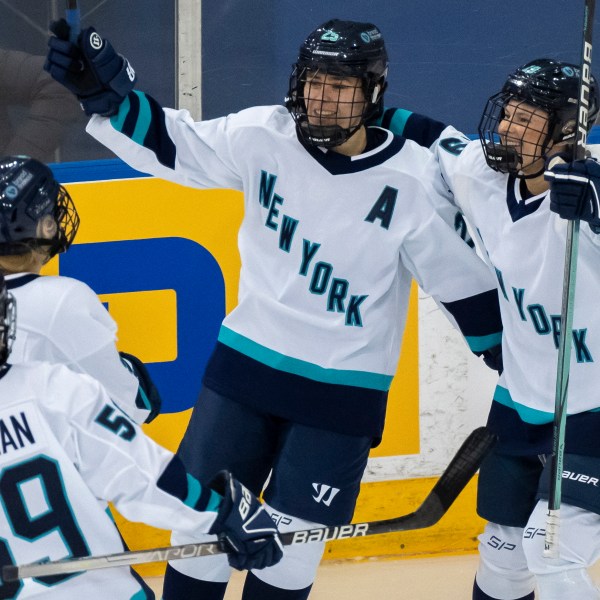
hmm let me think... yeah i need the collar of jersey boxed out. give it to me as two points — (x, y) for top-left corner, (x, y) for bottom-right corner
(506, 174), (546, 222)
(300, 127), (406, 175)
(0, 364), (11, 380)
(5, 273), (41, 290)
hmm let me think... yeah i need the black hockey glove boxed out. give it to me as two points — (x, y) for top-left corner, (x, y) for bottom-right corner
(478, 343), (503, 374)
(208, 471), (283, 571)
(545, 157), (600, 234)
(119, 351), (162, 424)
(45, 19), (136, 117)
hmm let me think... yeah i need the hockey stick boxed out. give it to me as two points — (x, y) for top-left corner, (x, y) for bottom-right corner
(65, 0), (81, 43)
(544, 0), (595, 559)
(2, 426), (496, 581)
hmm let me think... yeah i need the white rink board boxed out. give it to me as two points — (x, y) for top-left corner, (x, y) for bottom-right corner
(364, 291), (497, 482)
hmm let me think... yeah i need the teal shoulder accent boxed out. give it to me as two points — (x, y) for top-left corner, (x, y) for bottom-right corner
(110, 94), (132, 132)
(493, 385), (553, 424)
(387, 108), (413, 136)
(218, 326), (393, 391)
(465, 332), (503, 352)
(370, 107), (413, 136)
(130, 589), (151, 600)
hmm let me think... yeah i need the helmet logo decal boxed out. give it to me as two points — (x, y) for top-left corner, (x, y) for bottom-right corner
(562, 66), (576, 77)
(360, 32), (371, 43)
(522, 65), (542, 74)
(11, 169), (33, 190)
(320, 30), (339, 42)
(4, 186), (18, 201)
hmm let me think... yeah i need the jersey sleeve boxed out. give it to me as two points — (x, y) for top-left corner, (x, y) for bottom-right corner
(42, 365), (221, 538)
(371, 107), (447, 148)
(430, 125), (475, 210)
(399, 160), (502, 353)
(47, 279), (149, 424)
(87, 90), (243, 191)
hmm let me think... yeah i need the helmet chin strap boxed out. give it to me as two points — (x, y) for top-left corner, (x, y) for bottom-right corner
(483, 142), (521, 172)
(299, 120), (362, 148)
(484, 137), (556, 180)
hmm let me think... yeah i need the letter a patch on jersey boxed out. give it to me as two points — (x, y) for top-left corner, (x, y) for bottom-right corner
(365, 186), (398, 230)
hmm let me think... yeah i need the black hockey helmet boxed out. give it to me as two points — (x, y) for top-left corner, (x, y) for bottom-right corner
(0, 156), (80, 258)
(286, 19), (389, 147)
(0, 273), (16, 365)
(479, 58), (600, 176)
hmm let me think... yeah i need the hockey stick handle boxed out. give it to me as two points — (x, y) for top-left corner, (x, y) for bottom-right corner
(65, 0), (81, 43)
(544, 0), (595, 559)
(1, 427), (496, 581)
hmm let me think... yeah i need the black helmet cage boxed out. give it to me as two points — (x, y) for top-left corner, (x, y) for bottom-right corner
(286, 19), (389, 147)
(0, 156), (80, 259)
(479, 59), (600, 176)
(0, 274), (16, 365)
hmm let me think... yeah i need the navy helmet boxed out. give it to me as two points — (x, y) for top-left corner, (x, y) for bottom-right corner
(0, 156), (79, 258)
(479, 59), (600, 175)
(286, 19), (388, 147)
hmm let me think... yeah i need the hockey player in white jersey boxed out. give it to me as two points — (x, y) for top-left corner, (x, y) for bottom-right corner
(0, 155), (160, 425)
(420, 60), (600, 600)
(0, 272), (282, 599)
(45, 19), (504, 600)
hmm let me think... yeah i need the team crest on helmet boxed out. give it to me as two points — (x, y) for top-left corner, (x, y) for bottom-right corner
(522, 65), (542, 74)
(321, 30), (339, 42)
(4, 186), (18, 201)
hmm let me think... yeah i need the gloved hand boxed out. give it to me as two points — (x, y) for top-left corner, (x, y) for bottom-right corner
(545, 156), (600, 233)
(44, 19), (136, 116)
(478, 343), (503, 374)
(208, 471), (283, 571)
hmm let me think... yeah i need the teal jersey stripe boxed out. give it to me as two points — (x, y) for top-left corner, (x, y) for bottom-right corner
(131, 91), (153, 145)
(185, 474), (221, 512)
(206, 489), (221, 513)
(110, 91), (152, 145)
(218, 326), (393, 391)
(110, 94), (132, 132)
(386, 108), (412, 136)
(184, 473), (202, 508)
(493, 385), (554, 424)
(130, 590), (151, 600)
(465, 332), (503, 352)
(137, 386), (151, 410)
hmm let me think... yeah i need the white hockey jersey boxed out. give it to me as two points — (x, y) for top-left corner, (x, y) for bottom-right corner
(87, 98), (502, 437)
(434, 126), (600, 427)
(0, 361), (219, 599)
(5, 273), (148, 424)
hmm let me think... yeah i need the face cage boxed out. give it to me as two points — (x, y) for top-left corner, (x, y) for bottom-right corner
(0, 291), (16, 365)
(288, 66), (372, 148)
(479, 92), (554, 178)
(48, 185), (80, 258)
